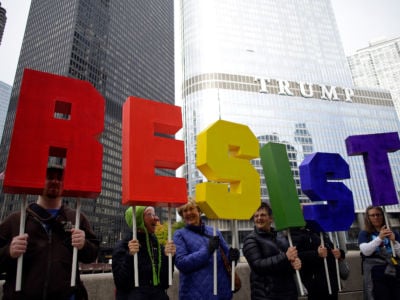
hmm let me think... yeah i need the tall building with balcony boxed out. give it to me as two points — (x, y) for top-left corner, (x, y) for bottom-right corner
(348, 37), (400, 119)
(0, 2), (6, 45)
(175, 0), (400, 247)
(0, 0), (175, 249)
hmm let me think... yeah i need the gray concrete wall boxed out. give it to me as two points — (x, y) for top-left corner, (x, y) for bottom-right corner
(1, 251), (363, 299)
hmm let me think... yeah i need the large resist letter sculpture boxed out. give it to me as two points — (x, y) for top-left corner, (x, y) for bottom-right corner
(299, 152), (354, 294)
(345, 132), (400, 206)
(260, 142), (305, 230)
(3, 69), (104, 197)
(260, 142), (305, 295)
(299, 152), (354, 232)
(196, 119), (260, 294)
(122, 96), (187, 206)
(196, 119), (260, 219)
(122, 96), (187, 287)
(2, 69), (104, 290)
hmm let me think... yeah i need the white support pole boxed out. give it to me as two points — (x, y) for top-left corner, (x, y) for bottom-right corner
(15, 195), (27, 291)
(71, 198), (81, 286)
(382, 207), (396, 257)
(330, 232), (341, 291)
(320, 232), (332, 295)
(168, 207), (172, 286)
(287, 228), (304, 296)
(230, 220), (236, 292)
(213, 220), (217, 295)
(132, 206), (139, 287)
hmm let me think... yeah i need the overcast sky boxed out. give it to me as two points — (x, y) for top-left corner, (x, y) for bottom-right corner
(0, 0), (399, 86)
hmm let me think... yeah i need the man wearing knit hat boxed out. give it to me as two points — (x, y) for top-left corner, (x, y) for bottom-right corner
(112, 206), (176, 300)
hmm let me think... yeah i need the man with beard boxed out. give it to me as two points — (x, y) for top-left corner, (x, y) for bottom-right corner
(0, 165), (99, 300)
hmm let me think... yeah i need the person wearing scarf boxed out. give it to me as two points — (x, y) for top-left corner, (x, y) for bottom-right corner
(112, 206), (176, 300)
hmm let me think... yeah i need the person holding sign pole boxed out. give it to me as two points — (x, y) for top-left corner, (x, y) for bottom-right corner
(173, 199), (240, 300)
(291, 222), (348, 300)
(243, 202), (301, 300)
(0, 165), (99, 300)
(112, 206), (176, 300)
(358, 205), (400, 300)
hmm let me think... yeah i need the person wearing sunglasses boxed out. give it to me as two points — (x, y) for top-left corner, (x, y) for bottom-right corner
(358, 205), (400, 299)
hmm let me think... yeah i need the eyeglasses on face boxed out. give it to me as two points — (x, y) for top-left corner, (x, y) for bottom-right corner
(145, 213), (157, 218)
(368, 213), (382, 218)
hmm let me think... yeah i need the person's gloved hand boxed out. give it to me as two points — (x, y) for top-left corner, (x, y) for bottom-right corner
(228, 247), (240, 263)
(208, 236), (220, 253)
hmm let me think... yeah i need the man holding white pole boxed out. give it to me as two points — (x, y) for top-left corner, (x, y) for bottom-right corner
(0, 164), (99, 300)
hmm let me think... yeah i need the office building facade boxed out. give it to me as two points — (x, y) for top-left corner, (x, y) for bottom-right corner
(0, 81), (11, 144)
(0, 2), (5, 45)
(176, 0), (400, 247)
(348, 37), (400, 119)
(0, 0), (175, 249)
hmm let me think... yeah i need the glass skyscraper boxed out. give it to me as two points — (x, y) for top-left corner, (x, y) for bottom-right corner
(0, 0), (175, 249)
(0, 81), (11, 144)
(0, 2), (5, 45)
(176, 0), (400, 246)
(348, 37), (400, 119)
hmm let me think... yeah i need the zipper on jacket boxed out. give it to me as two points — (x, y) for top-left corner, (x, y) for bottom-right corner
(42, 228), (52, 300)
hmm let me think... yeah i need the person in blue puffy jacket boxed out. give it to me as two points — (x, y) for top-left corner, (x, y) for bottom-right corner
(173, 198), (240, 300)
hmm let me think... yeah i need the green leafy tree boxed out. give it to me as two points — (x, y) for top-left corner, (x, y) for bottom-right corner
(155, 220), (185, 245)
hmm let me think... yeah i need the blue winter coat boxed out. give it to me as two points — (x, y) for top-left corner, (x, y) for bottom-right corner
(173, 223), (233, 300)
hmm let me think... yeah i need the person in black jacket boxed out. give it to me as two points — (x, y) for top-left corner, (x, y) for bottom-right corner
(112, 206), (176, 300)
(243, 202), (301, 300)
(291, 222), (347, 300)
(0, 165), (99, 300)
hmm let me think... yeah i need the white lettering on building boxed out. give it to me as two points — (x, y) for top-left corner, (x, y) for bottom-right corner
(320, 85), (339, 101)
(278, 80), (294, 96)
(299, 82), (313, 98)
(256, 77), (270, 93)
(254, 77), (353, 102)
(344, 88), (354, 102)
